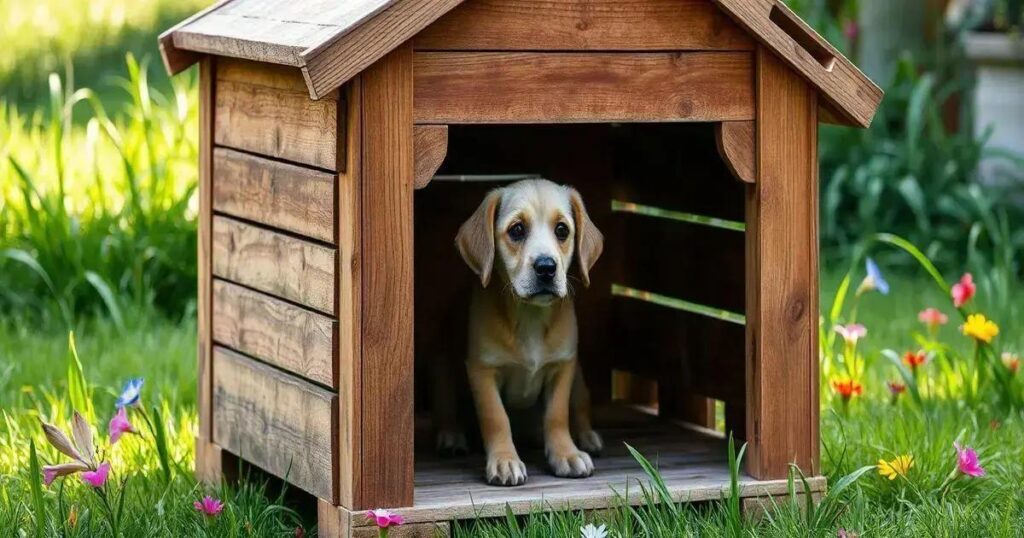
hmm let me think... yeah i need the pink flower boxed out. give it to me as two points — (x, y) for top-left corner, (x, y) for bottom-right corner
(842, 20), (858, 41)
(951, 273), (976, 308)
(954, 443), (985, 477)
(367, 508), (404, 528)
(194, 496), (224, 517)
(108, 407), (136, 445)
(834, 324), (867, 346)
(80, 462), (111, 487)
(918, 308), (949, 328)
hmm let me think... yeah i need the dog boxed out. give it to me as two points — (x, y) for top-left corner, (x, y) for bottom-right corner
(443, 179), (604, 486)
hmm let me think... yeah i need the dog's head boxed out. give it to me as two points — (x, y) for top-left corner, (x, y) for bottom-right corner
(456, 179), (603, 305)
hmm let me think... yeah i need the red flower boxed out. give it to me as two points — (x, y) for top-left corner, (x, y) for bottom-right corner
(951, 273), (976, 308)
(903, 350), (927, 370)
(831, 377), (863, 402)
(887, 381), (907, 395)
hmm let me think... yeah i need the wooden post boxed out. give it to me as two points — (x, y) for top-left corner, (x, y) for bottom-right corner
(356, 42), (416, 508)
(745, 46), (819, 479)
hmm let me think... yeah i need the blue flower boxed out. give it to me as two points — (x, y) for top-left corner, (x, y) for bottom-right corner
(115, 378), (144, 408)
(863, 257), (890, 295)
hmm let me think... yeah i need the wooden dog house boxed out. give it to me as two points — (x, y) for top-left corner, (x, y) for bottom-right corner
(160, 0), (880, 535)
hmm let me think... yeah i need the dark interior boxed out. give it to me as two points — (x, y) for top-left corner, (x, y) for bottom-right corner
(412, 123), (748, 457)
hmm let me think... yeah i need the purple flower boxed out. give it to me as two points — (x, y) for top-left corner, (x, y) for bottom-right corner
(954, 442), (985, 477)
(194, 496), (224, 517)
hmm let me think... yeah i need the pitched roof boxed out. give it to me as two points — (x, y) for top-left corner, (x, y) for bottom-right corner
(161, 0), (880, 127)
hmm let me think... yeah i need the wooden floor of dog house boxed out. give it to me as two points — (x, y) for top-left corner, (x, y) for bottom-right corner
(338, 404), (824, 531)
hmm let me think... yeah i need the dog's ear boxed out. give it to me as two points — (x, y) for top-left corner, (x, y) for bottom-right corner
(568, 188), (604, 287)
(456, 189), (502, 287)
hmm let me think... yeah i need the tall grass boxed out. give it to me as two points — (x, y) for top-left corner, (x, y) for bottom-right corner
(1, 56), (198, 326)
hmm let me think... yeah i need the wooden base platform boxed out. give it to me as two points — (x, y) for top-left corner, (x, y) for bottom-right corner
(319, 405), (825, 536)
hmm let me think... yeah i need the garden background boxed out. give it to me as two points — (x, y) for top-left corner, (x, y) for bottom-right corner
(1, 0), (1023, 535)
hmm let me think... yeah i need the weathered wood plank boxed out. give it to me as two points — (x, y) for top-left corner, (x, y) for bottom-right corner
(359, 44), (415, 508)
(300, 0), (464, 99)
(214, 62), (338, 170)
(211, 216), (336, 314)
(212, 279), (336, 388)
(412, 125), (448, 189)
(216, 57), (316, 93)
(745, 46), (818, 479)
(713, 0), (882, 127)
(159, 0), (231, 75)
(414, 0), (753, 51)
(715, 121), (756, 183)
(212, 346), (337, 502)
(213, 147), (336, 243)
(413, 52), (754, 123)
(197, 58), (215, 444)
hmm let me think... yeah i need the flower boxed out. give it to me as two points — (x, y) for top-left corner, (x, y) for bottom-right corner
(918, 308), (948, 328)
(831, 377), (863, 402)
(902, 350), (927, 370)
(581, 524), (609, 538)
(115, 378), (144, 408)
(834, 324), (867, 346)
(194, 495), (224, 517)
(367, 509), (403, 528)
(842, 20), (859, 41)
(954, 443), (985, 477)
(108, 407), (136, 445)
(856, 258), (889, 295)
(951, 273), (976, 308)
(39, 411), (99, 486)
(1003, 352), (1020, 375)
(80, 462), (111, 488)
(837, 529), (858, 538)
(877, 455), (914, 480)
(961, 314), (999, 343)
(886, 380), (907, 396)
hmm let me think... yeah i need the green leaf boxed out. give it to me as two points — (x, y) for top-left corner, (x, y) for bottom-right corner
(84, 271), (125, 332)
(66, 332), (95, 421)
(28, 440), (46, 538)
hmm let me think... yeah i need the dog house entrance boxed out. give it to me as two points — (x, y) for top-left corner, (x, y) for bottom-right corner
(409, 123), (810, 520)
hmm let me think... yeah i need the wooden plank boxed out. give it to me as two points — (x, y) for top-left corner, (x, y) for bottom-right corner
(414, 0), (753, 51)
(211, 216), (337, 314)
(715, 121), (756, 183)
(413, 125), (448, 189)
(212, 346), (337, 502)
(216, 57), (315, 93)
(713, 0), (882, 127)
(337, 80), (364, 510)
(413, 52), (754, 124)
(212, 279), (337, 388)
(197, 58), (216, 444)
(214, 62), (339, 170)
(300, 0), (465, 99)
(351, 523), (450, 538)
(213, 147), (337, 243)
(358, 44), (415, 508)
(745, 46), (819, 479)
(159, 0), (232, 75)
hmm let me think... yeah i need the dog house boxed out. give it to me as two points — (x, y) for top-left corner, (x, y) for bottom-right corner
(160, 1), (880, 535)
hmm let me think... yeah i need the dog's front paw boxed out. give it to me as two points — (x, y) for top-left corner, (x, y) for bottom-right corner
(576, 429), (604, 455)
(486, 452), (528, 486)
(547, 448), (594, 478)
(435, 429), (468, 457)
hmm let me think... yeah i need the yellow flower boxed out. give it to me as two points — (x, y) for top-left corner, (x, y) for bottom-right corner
(877, 455), (914, 480)
(961, 314), (999, 343)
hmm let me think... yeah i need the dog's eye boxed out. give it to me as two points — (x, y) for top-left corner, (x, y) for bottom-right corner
(508, 222), (526, 242)
(554, 222), (570, 242)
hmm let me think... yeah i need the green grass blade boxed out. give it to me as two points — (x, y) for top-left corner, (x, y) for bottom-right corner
(66, 332), (95, 421)
(84, 271), (126, 332)
(28, 440), (46, 538)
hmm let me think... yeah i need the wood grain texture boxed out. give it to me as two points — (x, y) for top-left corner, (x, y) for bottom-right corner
(336, 80), (364, 509)
(211, 216), (337, 314)
(713, 0), (882, 127)
(301, 0), (464, 99)
(159, 0), (231, 74)
(413, 52), (754, 124)
(193, 437), (223, 485)
(715, 121), (756, 183)
(414, 0), (753, 51)
(213, 147), (337, 243)
(745, 47), (819, 479)
(212, 279), (337, 387)
(413, 125), (448, 189)
(197, 59), (216, 443)
(212, 346), (337, 501)
(214, 62), (338, 170)
(358, 44), (415, 508)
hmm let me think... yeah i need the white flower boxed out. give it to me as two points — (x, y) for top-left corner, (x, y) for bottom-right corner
(581, 523), (609, 538)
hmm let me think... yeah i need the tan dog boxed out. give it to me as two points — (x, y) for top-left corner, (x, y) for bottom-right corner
(451, 179), (604, 486)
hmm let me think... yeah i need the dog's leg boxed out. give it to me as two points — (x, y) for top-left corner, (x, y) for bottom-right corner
(431, 358), (467, 456)
(467, 362), (527, 486)
(544, 360), (594, 478)
(571, 362), (604, 455)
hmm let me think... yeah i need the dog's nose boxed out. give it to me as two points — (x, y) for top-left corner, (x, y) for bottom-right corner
(533, 257), (557, 282)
